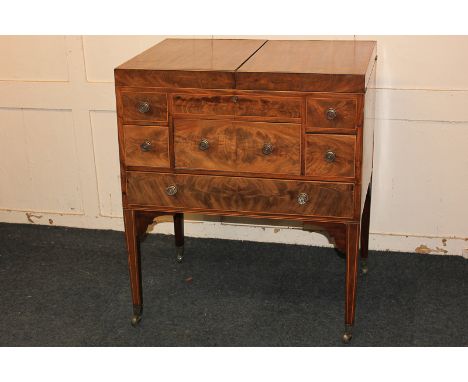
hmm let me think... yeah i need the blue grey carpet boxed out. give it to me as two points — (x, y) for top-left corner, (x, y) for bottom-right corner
(0, 223), (466, 346)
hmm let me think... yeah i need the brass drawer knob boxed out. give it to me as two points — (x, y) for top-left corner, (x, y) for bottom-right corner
(324, 150), (336, 162)
(326, 107), (337, 120)
(140, 140), (152, 152)
(199, 138), (210, 151)
(297, 193), (309, 205)
(262, 143), (273, 155)
(165, 185), (178, 196)
(137, 101), (151, 114)
(232, 95), (239, 103)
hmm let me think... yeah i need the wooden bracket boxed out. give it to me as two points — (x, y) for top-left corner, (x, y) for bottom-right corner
(135, 211), (171, 240)
(303, 221), (347, 254)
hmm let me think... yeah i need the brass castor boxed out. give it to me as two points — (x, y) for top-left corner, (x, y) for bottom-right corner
(342, 325), (353, 344)
(176, 245), (184, 263)
(361, 259), (368, 275)
(131, 304), (142, 327)
(131, 314), (141, 327)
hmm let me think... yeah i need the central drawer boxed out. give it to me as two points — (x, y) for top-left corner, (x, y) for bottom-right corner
(174, 119), (301, 175)
(173, 94), (301, 121)
(126, 172), (355, 219)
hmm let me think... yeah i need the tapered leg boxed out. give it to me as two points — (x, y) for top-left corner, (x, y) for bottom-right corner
(174, 213), (184, 263)
(343, 223), (360, 343)
(123, 209), (143, 326)
(360, 184), (372, 275)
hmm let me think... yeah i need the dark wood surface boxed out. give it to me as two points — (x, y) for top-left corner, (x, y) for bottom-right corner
(121, 92), (168, 124)
(115, 39), (266, 89)
(174, 119), (301, 175)
(174, 213), (184, 248)
(117, 39), (267, 71)
(237, 40), (376, 92)
(115, 38), (377, 92)
(361, 184), (372, 261)
(173, 93), (302, 122)
(126, 172), (355, 219)
(306, 96), (357, 130)
(173, 94), (236, 117)
(115, 38), (377, 340)
(345, 223), (360, 327)
(238, 40), (376, 75)
(123, 125), (170, 168)
(305, 134), (356, 178)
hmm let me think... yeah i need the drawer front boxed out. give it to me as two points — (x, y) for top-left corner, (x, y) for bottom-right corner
(173, 94), (236, 117)
(307, 97), (356, 129)
(121, 92), (168, 124)
(173, 94), (301, 121)
(123, 125), (170, 168)
(236, 96), (301, 120)
(174, 119), (301, 175)
(305, 134), (356, 178)
(126, 172), (355, 219)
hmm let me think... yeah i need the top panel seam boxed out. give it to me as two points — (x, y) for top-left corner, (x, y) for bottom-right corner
(234, 40), (269, 72)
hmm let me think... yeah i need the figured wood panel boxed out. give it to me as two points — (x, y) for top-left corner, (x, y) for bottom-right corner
(174, 119), (236, 171)
(236, 95), (301, 120)
(236, 72), (366, 93)
(115, 70), (237, 89)
(173, 94), (236, 117)
(115, 39), (266, 88)
(305, 134), (356, 178)
(172, 93), (301, 121)
(234, 121), (301, 174)
(121, 92), (167, 124)
(123, 125), (170, 168)
(173, 119), (301, 175)
(236, 40), (376, 92)
(117, 39), (266, 71)
(126, 172), (355, 219)
(306, 97), (357, 129)
(238, 40), (376, 75)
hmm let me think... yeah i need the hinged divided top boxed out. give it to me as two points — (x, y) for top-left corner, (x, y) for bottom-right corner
(115, 38), (376, 92)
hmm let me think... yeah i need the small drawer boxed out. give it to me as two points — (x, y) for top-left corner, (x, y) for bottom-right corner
(173, 94), (301, 121)
(174, 119), (301, 175)
(126, 172), (355, 219)
(173, 94), (236, 117)
(121, 92), (168, 124)
(123, 125), (170, 168)
(307, 97), (356, 129)
(305, 134), (356, 178)
(236, 95), (301, 120)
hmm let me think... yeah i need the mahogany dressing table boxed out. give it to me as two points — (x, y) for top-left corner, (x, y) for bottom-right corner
(114, 38), (377, 343)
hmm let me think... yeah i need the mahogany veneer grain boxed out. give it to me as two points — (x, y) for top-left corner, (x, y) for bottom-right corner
(115, 38), (377, 342)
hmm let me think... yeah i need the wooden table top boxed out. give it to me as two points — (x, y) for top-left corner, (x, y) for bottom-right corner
(115, 38), (377, 93)
(117, 39), (267, 72)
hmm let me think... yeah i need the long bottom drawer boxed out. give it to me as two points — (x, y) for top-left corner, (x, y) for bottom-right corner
(126, 172), (355, 219)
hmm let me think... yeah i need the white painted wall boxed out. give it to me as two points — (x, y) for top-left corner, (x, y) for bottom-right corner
(0, 35), (467, 257)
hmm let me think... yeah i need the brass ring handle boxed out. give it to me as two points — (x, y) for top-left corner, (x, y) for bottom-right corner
(140, 140), (152, 152)
(297, 193), (309, 205)
(199, 138), (210, 151)
(137, 101), (151, 114)
(326, 107), (337, 120)
(324, 150), (336, 163)
(262, 143), (273, 155)
(165, 185), (178, 196)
